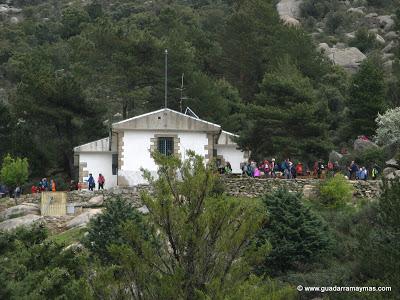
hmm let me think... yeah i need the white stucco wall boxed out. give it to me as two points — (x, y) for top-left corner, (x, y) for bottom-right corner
(178, 132), (208, 160)
(80, 152), (117, 189)
(216, 145), (245, 174)
(120, 130), (209, 185)
(120, 131), (156, 185)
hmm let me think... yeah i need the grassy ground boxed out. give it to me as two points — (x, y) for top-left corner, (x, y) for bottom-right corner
(48, 227), (87, 245)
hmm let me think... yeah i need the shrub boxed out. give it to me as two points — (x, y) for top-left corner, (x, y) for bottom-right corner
(0, 154), (29, 191)
(0, 224), (91, 299)
(325, 11), (345, 34)
(84, 196), (148, 263)
(355, 147), (386, 170)
(375, 107), (400, 147)
(349, 28), (377, 53)
(256, 188), (332, 275)
(318, 174), (353, 207)
(358, 178), (400, 293)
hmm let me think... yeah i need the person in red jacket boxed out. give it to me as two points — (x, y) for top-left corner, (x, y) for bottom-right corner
(296, 162), (303, 176)
(98, 173), (105, 190)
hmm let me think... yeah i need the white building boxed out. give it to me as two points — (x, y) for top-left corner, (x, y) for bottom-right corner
(73, 108), (248, 188)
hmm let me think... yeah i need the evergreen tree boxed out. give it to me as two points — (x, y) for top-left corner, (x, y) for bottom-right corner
(0, 102), (12, 160)
(0, 225), (92, 299)
(85, 197), (148, 263)
(89, 151), (291, 299)
(359, 178), (400, 293)
(256, 188), (332, 275)
(348, 59), (386, 138)
(219, 0), (279, 102)
(11, 48), (105, 176)
(239, 61), (331, 162)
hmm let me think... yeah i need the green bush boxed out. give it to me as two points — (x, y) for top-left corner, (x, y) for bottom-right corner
(318, 174), (353, 207)
(256, 188), (332, 275)
(0, 224), (92, 299)
(325, 11), (345, 34)
(358, 178), (400, 294)
(355, 147), (387, 170)
(349, 28), (377, 53)
(84, 196), (149, 263)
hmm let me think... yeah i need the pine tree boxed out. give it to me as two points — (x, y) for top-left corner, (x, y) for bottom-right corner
(89, 151), (296, 299)
(239, 61), (331, 162)
(256, 188), (332, 275)
(348, 58), (386, 138)
(0, 102), (12, 160)
(359, 178), (400, 292)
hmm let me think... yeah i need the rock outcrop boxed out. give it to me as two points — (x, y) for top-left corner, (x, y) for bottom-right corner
(318, 43), (366, 72)
(0, 214), (43, 231)
(85, 195), (104, 207)
(0, 203), (40, 220)
(66, 209), (102, 229)
(277, 0), (302, 27)
(329, 150), (343, 163)
(353, 138), (379, 152)
(383, 158), (400, 179)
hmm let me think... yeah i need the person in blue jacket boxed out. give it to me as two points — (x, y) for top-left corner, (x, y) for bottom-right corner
(87, 173), (95, 191)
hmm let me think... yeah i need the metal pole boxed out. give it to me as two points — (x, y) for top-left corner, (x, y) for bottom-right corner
(180, 73), (184, 112)
(164, 49), (168, 108)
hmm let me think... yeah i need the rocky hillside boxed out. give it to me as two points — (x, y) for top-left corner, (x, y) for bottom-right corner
(277, 0), (399, 73)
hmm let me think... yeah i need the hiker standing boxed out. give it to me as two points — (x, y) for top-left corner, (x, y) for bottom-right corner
(371, 165), (379, 180)
(98, 173), (105, 190)
(87, 173), (95, 191)
(348, 161), (358, 180)
(317, 159), (325, 179)
(51, 179), (56, 192)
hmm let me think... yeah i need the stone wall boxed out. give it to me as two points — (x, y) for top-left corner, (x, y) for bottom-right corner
(220, 177), (381, 199)
(2, 178), (380, 211)
(3, 185), (151, 209)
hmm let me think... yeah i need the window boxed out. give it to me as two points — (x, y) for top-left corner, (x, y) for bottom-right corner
(112, 154), (118, 175)
(158, 137), (174, 156)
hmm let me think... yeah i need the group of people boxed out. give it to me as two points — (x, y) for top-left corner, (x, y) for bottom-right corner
(239, 158), (379, 181)
(86, 173), (105, 191)
(218, 161), (232, 174)
(348, 161), (379, 180)
(31, 178), (56, 193)
(241, 158), (313, 179)
(0, 185), (22, 198)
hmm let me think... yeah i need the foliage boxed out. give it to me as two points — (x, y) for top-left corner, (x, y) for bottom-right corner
(84, 196), (147, 263)
(318, 174), (353, 207)
(0, 154), (29, 190)
(0, 224), (92, 299)
(396, 8), (400, 31)
(375, 107), (400, 146)
(349, 28), (378, 54)
(300, 0), (341, 20)
(358, 178), (400, 295)
(325, 11), (345, 34)
(0, 102), (13, 160)
(355, 147), (387, 170)
(90, 151), (280, 299)
(256, 188), (332, 275)
(239, 61), (331, 162)
(348, 59), (386, 138)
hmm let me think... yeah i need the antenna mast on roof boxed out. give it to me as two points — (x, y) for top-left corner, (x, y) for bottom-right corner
(164, 49), (168, 108)
(177, 73), (189, 112)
